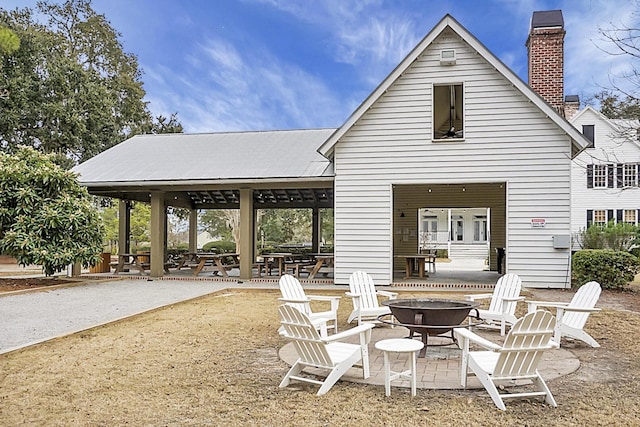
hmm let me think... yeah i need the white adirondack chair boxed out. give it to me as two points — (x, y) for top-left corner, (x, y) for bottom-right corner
(279, 274), (340, 336)
(278, 304), (375, 396)
(345, 271), (398, 325)
(454, 310), (559, 411)
(466, 273), (524, 335)
(527, 281), (602, 347)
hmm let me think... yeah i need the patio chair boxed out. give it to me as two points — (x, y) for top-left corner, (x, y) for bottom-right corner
(278, 304), (375, 396)
(454, 310), (558, 411)
(466, 273), (524, 335)
(279, 274), (340, 336)
(527, 281), (602, 347)
(346, 271), (398, 325)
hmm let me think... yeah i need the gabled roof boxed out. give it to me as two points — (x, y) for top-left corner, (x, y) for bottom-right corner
(570, 105), (613, 127)
(72, 128), (336, 186)
(572, 106), (640, 150)
(318, 14), (591, 158)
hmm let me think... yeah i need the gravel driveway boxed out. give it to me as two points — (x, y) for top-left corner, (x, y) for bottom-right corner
(0, 279), (229, 354)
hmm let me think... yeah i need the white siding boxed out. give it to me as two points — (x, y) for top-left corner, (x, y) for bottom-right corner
(333, 31), (573, 288)
(570, 108), (640, 242)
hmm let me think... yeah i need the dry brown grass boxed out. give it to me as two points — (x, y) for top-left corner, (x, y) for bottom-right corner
(1, 288), (640, 426)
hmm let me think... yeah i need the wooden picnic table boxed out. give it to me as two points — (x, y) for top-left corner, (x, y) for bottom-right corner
(114, 253), (172, 275)
(257, 253), (313, 277)
(259, 253), (296, 277)
(175, 252), (200, 270)
(114, 253), (148, 275)
(307, 254), (334, 279)
(192, 253), (240, 277)
(395, 254), (436, 278)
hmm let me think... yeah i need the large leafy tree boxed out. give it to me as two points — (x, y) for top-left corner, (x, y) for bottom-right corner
(0, 0), (169, 166)
(0, 146), (104, 275)
(593, 91), (640, 119)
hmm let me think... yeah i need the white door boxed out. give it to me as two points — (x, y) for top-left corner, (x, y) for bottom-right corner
(451, 216), (463, 241)
(473, 216), (487, 242)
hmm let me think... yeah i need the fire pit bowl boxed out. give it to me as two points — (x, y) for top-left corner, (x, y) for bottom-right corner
(382, 298), (480, 338)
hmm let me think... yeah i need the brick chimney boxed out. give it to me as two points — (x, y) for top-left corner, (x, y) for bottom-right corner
(564, 95), (580, 120)
(526, 10), (566, 114)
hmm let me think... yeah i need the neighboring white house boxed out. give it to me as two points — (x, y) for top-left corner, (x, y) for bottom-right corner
(570, 106), (640, 246)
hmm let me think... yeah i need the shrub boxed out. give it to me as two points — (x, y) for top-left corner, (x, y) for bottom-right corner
(0, 147), (104, 275)
(577, 222), (637, 251)
(572, 249), (640, 290)
(202, 241), (236, 253)
(167, 244), (189, 259)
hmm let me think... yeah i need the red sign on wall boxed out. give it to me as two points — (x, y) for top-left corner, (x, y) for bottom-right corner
(531, 218), (546, 228)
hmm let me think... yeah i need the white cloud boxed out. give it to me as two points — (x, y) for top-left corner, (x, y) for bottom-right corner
(143, 32), (350, 133)
(563, 0), (638, 100)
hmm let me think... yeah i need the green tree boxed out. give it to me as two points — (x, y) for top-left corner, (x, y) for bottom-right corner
(99, 203), (119, 253)
(593, 91), (640, 119)
(199, 209), (236, 248)
(0, 0), (181, 167)
(0, 25), (19, 100)
(0, 25), (19, 54)
(129, 202), (151, 249)
(141, 113), (184, 135)
(0, 146), (104, 275)
(259, 209), (312, 244)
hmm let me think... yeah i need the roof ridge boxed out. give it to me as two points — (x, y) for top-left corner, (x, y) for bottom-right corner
(134, 128), (338, 138)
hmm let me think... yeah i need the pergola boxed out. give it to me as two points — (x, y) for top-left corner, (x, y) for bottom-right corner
(72, 129), (336, 279)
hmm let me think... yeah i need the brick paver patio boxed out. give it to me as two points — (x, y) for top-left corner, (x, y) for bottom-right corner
(279, 325), (579, 392)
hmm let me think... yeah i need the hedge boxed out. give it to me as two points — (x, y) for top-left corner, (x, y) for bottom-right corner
(202, 241), (236, 253)
(572, 249), (640, 290)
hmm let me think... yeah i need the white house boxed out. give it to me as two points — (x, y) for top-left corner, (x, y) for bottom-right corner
(570, 106), (640, 245)
(73, 12), (590, 288)
(318, 12), (589, 288)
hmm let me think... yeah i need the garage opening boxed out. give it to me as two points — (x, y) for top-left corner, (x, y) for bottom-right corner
(393, 183), (506, 283)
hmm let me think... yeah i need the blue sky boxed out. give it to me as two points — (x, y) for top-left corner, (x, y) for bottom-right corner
(3, 0), (638, 133)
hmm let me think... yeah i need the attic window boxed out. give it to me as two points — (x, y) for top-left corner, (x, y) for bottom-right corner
(582, 124), (595, 148)
(433, 84), (464, 139)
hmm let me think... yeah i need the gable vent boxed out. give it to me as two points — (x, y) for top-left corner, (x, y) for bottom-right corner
(440, 49), (456, 65)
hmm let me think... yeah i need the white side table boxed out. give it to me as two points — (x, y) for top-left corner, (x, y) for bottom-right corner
(374, 338), (424, 397)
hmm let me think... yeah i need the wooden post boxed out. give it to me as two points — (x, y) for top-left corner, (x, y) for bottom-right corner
(239, 188), (254, 280)
(150, 192), (166, 277)
(189, 209), (198, 253)
(118, 199), (131, 255)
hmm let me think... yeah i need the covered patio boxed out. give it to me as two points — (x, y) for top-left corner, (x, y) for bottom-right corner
(72, 129), (337, 281)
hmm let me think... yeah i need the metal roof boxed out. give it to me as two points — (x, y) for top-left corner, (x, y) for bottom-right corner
(72, 128), (335, 185)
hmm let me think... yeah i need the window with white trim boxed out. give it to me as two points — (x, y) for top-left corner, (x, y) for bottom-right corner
(593, 210), (607, 226)
(623, 164), (638, 187)
(624, 209), (637, 224)
(593, 165), (607, 188)
(433, 84), (463, 139)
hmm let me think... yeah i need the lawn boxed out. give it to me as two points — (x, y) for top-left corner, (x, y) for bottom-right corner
(1, 288), (639, 425)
